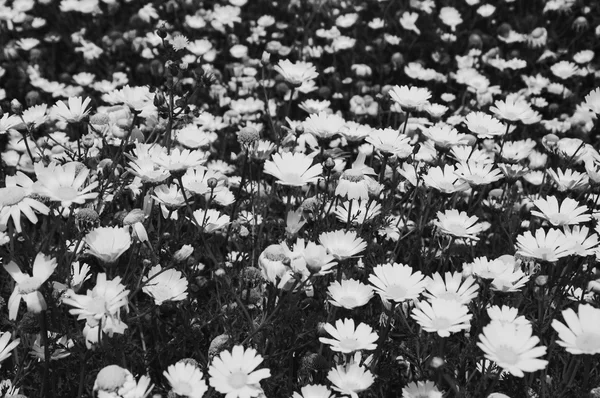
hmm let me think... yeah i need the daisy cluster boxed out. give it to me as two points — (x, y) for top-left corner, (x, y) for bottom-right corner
(1, 0), (600, 397)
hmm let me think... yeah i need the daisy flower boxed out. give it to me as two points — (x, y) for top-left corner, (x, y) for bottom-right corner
(464, 111), (507, 138)
(423, 272), (479, 305)
(468, 255), (517, 280)
(0, 332), (20, 367)
(531, 196), (590, 226)
(292, 384), (333, 398)
(192, 209), (230, 233)
(153, 147), (208, 173)
(164, 361), (208, 398)
(434, 209), (485, 241)
(4, 253), (57, 320)
(32, 162), (99, 207)
(369, 263), (427, 303)
(264, 152), (323, 187)
(411, 299), (472, 337)
(563, 225), (599, 257)
(551, 60), (579, 80)
(21, 104), (48, 129)
(94, 365), (151, 398)
(51, 96), (92, 123)
(490, 269), (530, 293)
(402, 380), (443, 398)
(62, 273), (129, 334)
(477, 322), (548, 378)
(0, 186), (50, 233)
(490, 96), (540, 124)
(547, 168), (589, 192)
(142, 264), (189, 305)
(319, 318), (379, 353)
(152, 184), (187, 209)
(0, 113), (23, 134)
(455, 162), (503, 186)
(487, 305), (531, 328)
(365, 128), (414, 158)
(302, 112), (346, 141)
(516, 228), (573, 262)
(584, 87), (600, 114)
(333, 200), (382, 225)
(335, 170), (374, 201)
(286, 238), (337, 276)
(328, 279), (374, 310)
(551, 304), (600, 355)
(422, 165), (470, 194)
(388, 85), (431, 111)
(327, 358), (374, 398)
(423, 123), (469, 148)
(84, 226), (132, 265)
(274, 59), (319, 87)
(439, 6), (462, 31)
(208, 345), (271, 398)
(319, 230), (367, 260)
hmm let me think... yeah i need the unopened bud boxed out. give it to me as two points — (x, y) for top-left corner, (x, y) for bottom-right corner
(11, 99), (22, 114)
(323, 157), (335, 170)
(430, 356), (445, 369)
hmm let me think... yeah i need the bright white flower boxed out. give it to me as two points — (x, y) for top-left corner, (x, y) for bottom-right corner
(434, 209), (485, 241)
(402, 380), (443, 398)
(62, 273), (129, 336)
(369, 263), (427, 303)
(400, 12), (420, 34)
(84, 226), (132, 265)
(292, 384), (333, 398)
(455, 162), (503, 186)
(584, 87), (600, 114)
(164, 361), (208, 398)
(264, 152), (323, 186)
(0, 186), (50, 233)
(487, 305), (531, 328)
(0, 332), (20, 367)
(192, 209), (230, 233)
(274, 60), (318, 86)
(424, 271), (479, 305)
(319, 230), (366, 260)
(51, 96), (91, 123)
(302, 112), (346, 140)
(423, 123), (469, 148)
(33, 162), (99, 207)
(531, 196), (590, 226)
(490, 96), (541, 124)
(464, 111), (507, 138)
(328, 279), (374, 310)
(0, 113), (23, 134)
(563, 225), (599, 257)
(4, 253), (57, 320)
(468, 255), (516, 280)
(551, 304), (600, 355)
(327, 357), (374, 398)
(551, 60), (579, 80)
(548, 168), (589, 192)
(319, 318), (379, 353)
(208, 345), (271, 398)
(153, 148), (208, 173)
(422, 165), (470, 194)
(388, 85), (431, 111)
(366, 128), (414, 158)
(439, 7), (462, 31)
(143, 264), (189, 305)
(516, 228), (573, 262)
(477, 322), (548, 378)
(411, 299), (472, 337)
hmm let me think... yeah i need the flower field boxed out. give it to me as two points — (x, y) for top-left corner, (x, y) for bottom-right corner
(1, 0), (600, 397)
